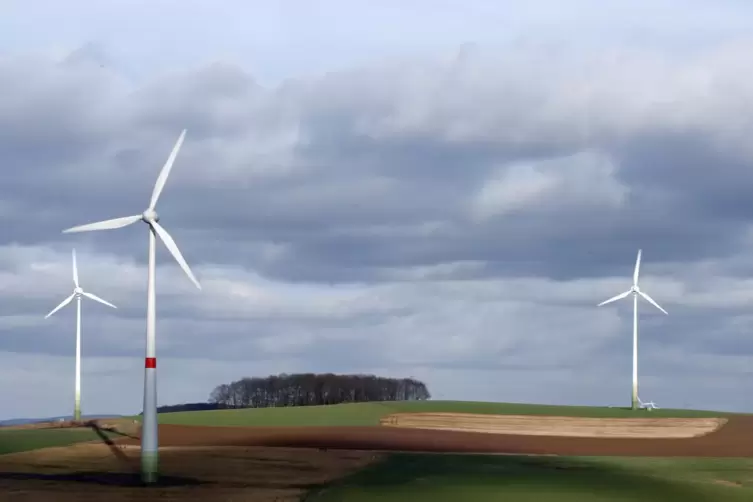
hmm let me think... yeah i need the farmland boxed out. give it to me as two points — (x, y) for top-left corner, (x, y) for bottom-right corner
(1, 400), (752, 501)
(152, 399), (736, 427)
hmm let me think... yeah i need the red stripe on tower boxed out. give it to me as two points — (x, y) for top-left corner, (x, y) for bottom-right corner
(145, 357), (156, 369)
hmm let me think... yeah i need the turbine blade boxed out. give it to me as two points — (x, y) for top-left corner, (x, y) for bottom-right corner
(151, 221), (201, 290)
(639, 291), (668, 315)
(45, 293), (75, 319)
(82, 291), (117, 309)
(597, 290), (631, 307)
(72, 248), (79, 288)
(149, 129), (187, 210)
(633, 249), (642, 285)
(62, 215), (141, 233)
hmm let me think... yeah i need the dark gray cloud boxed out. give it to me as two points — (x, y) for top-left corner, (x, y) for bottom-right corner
(3, 40), (753, 418)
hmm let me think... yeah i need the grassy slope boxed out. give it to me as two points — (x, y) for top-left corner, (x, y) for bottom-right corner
(159, 399), (752, 501)
(0, 428), (117, 455)
(154, 400), (735, 427)
(305, 454), (753, 502)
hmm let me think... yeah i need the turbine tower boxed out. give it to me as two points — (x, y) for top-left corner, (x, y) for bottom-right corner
(597, 249), (667, 410)
(61, 129), (201, 484)
(45, 249), (117, 422)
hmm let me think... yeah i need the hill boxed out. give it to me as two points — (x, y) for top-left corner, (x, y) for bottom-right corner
(149, 400), (738, 427)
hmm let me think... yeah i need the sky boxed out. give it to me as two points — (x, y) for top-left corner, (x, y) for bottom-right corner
(3, 1), (753, 419)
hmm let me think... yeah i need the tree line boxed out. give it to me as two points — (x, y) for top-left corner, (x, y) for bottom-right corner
(208, 372), (431, 409)
(151, 373), (431, 414)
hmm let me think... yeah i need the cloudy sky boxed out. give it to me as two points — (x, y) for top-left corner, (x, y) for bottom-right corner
(3, 0), (753, 419)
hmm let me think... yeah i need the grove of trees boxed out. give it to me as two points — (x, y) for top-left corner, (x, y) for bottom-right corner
(150, 373), (431, 414)
(209, 372), (431, 409)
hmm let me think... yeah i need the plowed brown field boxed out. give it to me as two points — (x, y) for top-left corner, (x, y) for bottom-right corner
(0, 442), (378, 501)
(111, 415), (753, 457)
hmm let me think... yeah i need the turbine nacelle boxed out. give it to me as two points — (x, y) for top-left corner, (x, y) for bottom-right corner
(73, 286), (84, 297)
(142, 209), (159, 224)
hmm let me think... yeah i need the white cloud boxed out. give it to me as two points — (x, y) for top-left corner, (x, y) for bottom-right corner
(472, 150), (628, 220)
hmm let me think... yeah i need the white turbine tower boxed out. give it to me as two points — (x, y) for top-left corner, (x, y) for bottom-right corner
(61, 129), (201, 484)
(597, 249), (668, 410)
(45, 249), (116, 422)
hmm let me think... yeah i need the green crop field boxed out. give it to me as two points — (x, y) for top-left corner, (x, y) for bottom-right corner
(304, 454), (753, 502)
(150, 400), (736, 427)
(0, 428), (118, 455)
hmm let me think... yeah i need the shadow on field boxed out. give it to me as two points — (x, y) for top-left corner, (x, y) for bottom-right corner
(0, 421), (206, 488)
(0, 471), (207, 487)
(84, 421), (135, 467)
(304, 454), (730, 502)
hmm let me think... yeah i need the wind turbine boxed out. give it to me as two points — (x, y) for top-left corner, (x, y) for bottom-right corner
(597, 249), (668, 410)
(45, 249), (116, 422)
(61, 129), (201, 484)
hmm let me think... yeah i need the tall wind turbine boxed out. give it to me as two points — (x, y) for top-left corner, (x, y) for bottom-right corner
(61, 130), (201, 484)
(45, 249), (117, 422)
(597, 249), (668, 410)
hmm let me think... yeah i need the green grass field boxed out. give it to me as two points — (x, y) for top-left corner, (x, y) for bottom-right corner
(304, 454), (753, 502)
(152, 399), (737, 427)
(0, 428), (118, 455)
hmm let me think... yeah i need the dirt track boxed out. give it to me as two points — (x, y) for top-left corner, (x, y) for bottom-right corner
(379, 413), (727, 438)
(114, 415), (753, 457)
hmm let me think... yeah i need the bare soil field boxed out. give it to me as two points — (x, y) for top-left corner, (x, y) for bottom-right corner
(379, 412), (727, 438)
(0, 441), (378, 501)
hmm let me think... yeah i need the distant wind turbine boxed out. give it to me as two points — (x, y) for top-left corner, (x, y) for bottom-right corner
(597, 249), (668, 410)
(45, 249), (116, 422)
(61, 129), (201, 484)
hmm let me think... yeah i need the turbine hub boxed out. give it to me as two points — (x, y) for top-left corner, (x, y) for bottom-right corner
(74, 287), (83, 296)
(142, 209), (159, 223)
(631, 285), (640, 293)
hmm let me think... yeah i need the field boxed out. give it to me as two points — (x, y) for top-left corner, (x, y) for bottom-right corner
(1, 400), (752, 501)
(152, 400), (735, 427)
(306, 454), (753, 501)
(0, 426), (119, 455)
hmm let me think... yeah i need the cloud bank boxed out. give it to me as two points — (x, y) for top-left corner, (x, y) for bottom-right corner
(3, 4), (753, 417)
